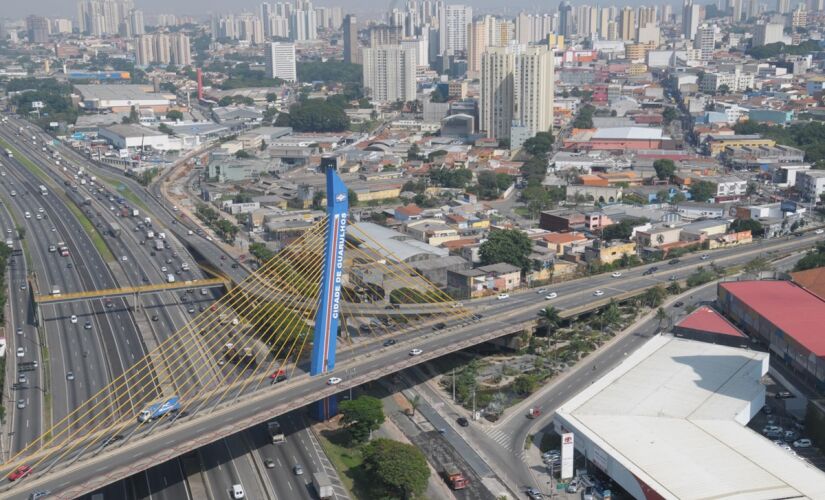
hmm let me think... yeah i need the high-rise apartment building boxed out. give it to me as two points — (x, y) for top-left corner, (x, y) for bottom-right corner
(26, 15), (50, 43)
(343, 14), (360, 64)
(261, 2), (273, 38)
(265, 42), (297, 81)
(753, 22), (784, 46)
(637, 6), (657, 29)
(370, 25), (403, 47)
(130, 9), (144, 36)
(170, 32), (191, 66)
(558, 1), (573, 38)
(154, 33), (171, 64)
(467, 18), (489, 77)
(480, 43), (554, 148)
(362, 45), (416, 103)
(135, 34), (154, 66)
(291, 0), (317, 41)
(76, 0), (134, 36)
(439, 4), (472, 55)
(598, 7), (611, 39)
(619, 7), (636, 41)
(682, 0), (701, 39)
(694, 23), (715, 61)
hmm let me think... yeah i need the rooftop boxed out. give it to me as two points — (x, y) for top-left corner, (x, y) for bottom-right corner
(555, 334), (825, 500)
(592, 127), (667, 140)
(74, 84), (169, 102)
(100, 124), (165, 138)
(676, 305), (745, 338)
(791, 267), (825, 302)
(349, 222), (448, 263)
(720, 280), (825, 356)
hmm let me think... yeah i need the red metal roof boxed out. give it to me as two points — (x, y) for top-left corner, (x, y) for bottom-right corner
(676, 306), (744, 338)
(720, 281), (825, 356)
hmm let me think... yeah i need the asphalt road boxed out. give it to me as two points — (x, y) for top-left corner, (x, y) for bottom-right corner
(1, 119), (321, 500)
(7, 227), (821, 498)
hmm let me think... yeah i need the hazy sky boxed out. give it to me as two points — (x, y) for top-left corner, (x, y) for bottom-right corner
(9, 0), (679, 20)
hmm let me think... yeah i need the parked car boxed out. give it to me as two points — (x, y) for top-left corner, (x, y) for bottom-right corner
(793, 439), (812, 448)
(775, 391), (794, 399)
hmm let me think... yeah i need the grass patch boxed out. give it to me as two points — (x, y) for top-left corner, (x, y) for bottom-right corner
(99, 174), (149, 212)
(0, 139), (115, 262)
(316, 428), (371, 499)
(65, 201), (115, 262)
(40, 342), (51, 429)
(514, 206), (532, 218)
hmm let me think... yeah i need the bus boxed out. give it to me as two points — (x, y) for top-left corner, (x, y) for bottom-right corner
(39, 185), (48, 196)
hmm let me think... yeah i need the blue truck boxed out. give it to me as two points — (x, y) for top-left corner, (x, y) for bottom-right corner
(138, 396), (180, 423)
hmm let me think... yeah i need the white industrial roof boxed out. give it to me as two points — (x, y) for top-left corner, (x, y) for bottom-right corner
(592, 127), (666, 140)
(555, 335), (825, 500)
(349, 222), (448, 263)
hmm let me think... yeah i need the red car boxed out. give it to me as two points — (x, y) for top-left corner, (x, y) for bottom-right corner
(269, 369), (287, 383)
(7, 465), (32, 481)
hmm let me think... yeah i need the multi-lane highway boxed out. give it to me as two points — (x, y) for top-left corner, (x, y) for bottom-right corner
(6, 222), (822, 498)
(0, 117), (332, 500)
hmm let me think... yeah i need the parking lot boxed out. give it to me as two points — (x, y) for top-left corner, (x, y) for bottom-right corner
(747, 375), (825, 470)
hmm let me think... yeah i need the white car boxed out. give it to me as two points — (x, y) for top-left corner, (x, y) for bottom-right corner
(816, 229), (824, 235)
(793, 439), (812, 448)
(24, 212), (30, 219)
(497, 293), (510, 300)
(121, 255), (128, 262)
(38, 207), (44, 213)
(231, 484), (245, 499)
(701, 254), (710, 260)
(593, 290), (605, 297)
(537, 288), (547, 294)
(16, 347), (24, 357)
(611, 272), (622, 278)
(70, 315), (78, 324)
(409, 348), (423, 356)
(545, 292), (558, 300)
(161, 266), (168, 272)
(327, 377), (342, 385)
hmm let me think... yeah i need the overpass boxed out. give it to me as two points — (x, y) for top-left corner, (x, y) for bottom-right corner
(2, 167), (822, 498)
(33, 278), (229, 305)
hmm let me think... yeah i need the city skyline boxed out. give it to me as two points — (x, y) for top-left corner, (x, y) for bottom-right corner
(4, 0), (720, 21)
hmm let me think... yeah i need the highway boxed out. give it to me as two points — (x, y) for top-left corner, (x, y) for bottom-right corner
(1, 118), (321, 500)
(6, 226), (822, 498)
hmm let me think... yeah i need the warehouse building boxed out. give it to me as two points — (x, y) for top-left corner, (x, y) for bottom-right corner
(74, 84), (173, 112)
(718, 280), (825, 390)
(554, 334), (825, 500)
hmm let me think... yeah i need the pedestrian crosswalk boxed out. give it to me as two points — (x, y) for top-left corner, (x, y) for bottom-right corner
(483, 427), (524, 458)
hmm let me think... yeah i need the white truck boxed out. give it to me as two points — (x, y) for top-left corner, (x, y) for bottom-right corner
(312, 472), (334, 500)
(147, 230), (155, 239)
(144, 217), (152, 226)
(167, 274), (176, 283)
(132, 209), (139, 217)
(267, 421), (285, 444)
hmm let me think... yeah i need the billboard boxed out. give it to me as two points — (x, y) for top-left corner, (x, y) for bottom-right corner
(561, 432), (575, 479)
(310, 167), (349, 376)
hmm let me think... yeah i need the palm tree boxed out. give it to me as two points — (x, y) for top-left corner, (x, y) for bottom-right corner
(541, 306), (561, 332)
(408, 395), (421, 417)
(655, 307), (669, 331)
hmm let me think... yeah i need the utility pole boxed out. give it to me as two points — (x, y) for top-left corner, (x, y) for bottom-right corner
(472, 388), (476, 420)
(452, 368), (455, 402)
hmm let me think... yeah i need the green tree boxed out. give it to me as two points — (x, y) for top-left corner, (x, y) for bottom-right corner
(794, 242), (825, 271)
(541, 306), (562, 331)
(266, 92), (277, 102)
(348, 188), (359, 207)
(15, 226), (25, 240)
(689, 180), (717, 202)
(729, 218), (764, 237)
(165, 109), (184, 121)
(339, 395), (385, 443)
(407, 143), (422, 161)
(572, 104), (595, 128)
(235, 150), (252, 159)
(287, 99), (350, 132)
(655, 307), (669, 330)
(744, 256), (772, 274)
(523, 132), (554, 156)
(601, 218), (648, 240)
(249, 242), (275, 263)
(362, 439), (430, 499)
(643, 285), (666, 307)
(513, 374), (538, 394)
(718, 84), (730, 95)
(158, 123), (174, 135)
(653, 159), (676, 181)
(662, 107), (678, 125)
(479, 229), (533, 271)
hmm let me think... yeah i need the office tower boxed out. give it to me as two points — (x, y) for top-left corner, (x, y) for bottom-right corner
(480, 43), (554, 148)
(598, 7), (611, 39)
(154, 33), (171, 64)
(129, 9), (144, 36)
(170, 32), (191, 66)
(694, 23), (715, 61)
(362, 45), (417, 103)
(135, 34), (154, 66)
(261, 2), (273, 38)
(343, 15), (360, 64)
(682, 0), (701, 39)
(439, 4), (471, 55)
(265, 42), (297, 81)
(619, 7), (635, 40)
(558, 0), (573, 37)
(26, 15), (50, 43)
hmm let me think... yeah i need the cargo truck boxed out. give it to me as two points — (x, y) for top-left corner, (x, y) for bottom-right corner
(155, 239), (165, 251)
(267, 421), (285, 444)
(137, 396), (180, 422)
(108, 222), (121, 237)
(312, 472), (334, 500)
(443, 464), (468, 490)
